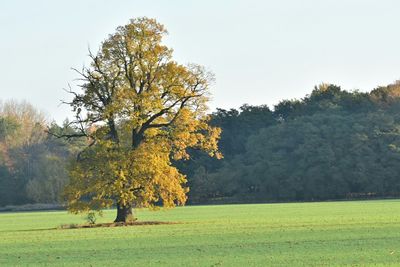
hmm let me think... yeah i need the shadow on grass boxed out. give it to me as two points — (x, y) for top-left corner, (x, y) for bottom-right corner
(13, 227), (60, 232)
(7, 221), (180, 232)
(58, 221), (180, 230)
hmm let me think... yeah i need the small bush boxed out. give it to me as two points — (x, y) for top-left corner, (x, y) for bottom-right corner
(85, 212), (97, 225)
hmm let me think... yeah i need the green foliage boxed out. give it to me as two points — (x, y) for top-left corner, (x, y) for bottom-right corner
(0, 117), (19, 141)
(85, 211), (97, 225)
(0, 103), (85, 206)
(185, 83), (400, 203)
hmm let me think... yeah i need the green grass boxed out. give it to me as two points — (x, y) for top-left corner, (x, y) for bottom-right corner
(1, 200), (400, 266)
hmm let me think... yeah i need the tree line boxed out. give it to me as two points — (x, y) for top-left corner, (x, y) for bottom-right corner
(181, 82), (400, 203)
(2, 82), (400, 206)
(0, 101), (85, 206)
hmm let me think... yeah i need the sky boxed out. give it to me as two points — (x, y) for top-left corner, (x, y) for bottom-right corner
(1, 0), (400, 123)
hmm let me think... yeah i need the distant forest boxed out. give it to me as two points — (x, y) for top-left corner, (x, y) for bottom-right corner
(2, 82), (400, 206)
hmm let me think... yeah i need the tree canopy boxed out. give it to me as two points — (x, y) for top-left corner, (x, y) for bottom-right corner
(183, 83), (400, 203)
(0, 101), (84, 206)
(62, 17), (221, 222)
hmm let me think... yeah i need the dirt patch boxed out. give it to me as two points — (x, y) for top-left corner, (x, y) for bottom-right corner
(59, 221), (179, 229)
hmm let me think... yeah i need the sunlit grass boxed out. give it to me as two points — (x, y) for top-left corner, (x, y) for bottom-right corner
(1, 200), (400, 266)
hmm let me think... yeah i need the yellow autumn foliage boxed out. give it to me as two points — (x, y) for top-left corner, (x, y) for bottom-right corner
(64, 18), (221, 216)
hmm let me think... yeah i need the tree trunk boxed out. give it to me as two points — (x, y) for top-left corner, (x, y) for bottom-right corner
(132, 128), (144, 149)
(108, 119), (120, 144)
(114, 202), (135, 223)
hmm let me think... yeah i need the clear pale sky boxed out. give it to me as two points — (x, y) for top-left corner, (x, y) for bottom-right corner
(1, 0), (400, 122)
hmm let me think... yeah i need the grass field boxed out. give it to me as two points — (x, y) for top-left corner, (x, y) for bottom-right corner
(1, 200), (400, 266)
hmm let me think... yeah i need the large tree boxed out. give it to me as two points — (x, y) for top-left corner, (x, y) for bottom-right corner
(63, 17), (221, 222)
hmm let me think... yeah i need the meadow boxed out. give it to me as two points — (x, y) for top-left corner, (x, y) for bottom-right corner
(1, 200), (400, 266)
